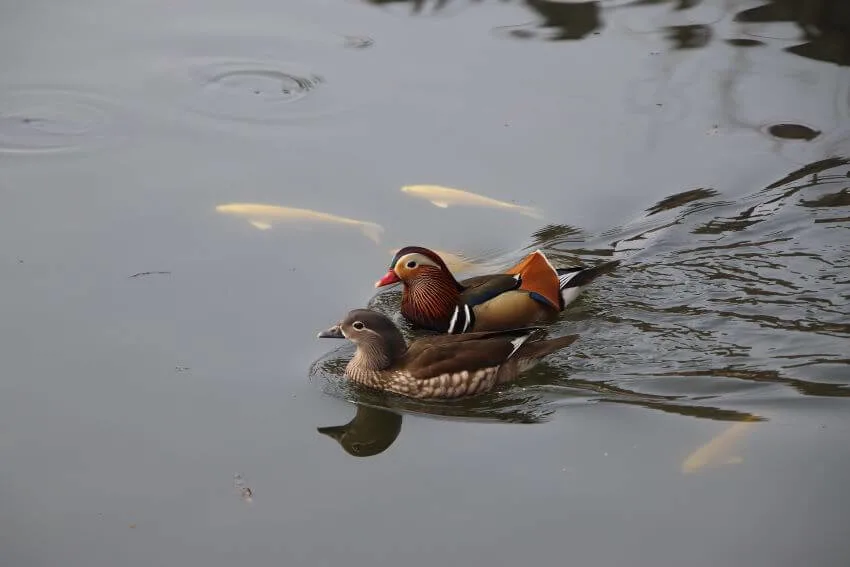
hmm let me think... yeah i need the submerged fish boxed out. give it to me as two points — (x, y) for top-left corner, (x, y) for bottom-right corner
(401, 185), (543, 219)
(216, 202), (384, 243)
(681, 420), (757, 474)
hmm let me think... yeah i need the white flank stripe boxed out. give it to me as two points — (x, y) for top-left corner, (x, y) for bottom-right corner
(508, 334), (531, 358)
(462, 304), (472, 332)
(448, 305), (460, 333)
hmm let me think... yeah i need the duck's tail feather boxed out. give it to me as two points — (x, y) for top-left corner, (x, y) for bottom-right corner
(518, 333), (579, 359)
(557, 260), (621, 289)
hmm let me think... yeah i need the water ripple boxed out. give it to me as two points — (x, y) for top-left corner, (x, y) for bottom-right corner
(540, 157), (850, 408)
(309, 157), (849, 425)
(176, 58), (327, 126)
(0, 87), (122, 155)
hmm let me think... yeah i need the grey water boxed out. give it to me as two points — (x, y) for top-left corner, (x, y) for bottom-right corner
(1, 1), (849, 566)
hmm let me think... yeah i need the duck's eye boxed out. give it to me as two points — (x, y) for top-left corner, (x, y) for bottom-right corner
(406, 261), (417, 269)
(352, 321), (365, 330)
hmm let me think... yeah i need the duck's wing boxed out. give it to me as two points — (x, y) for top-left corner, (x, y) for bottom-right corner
(399, 328), (543, 379)
(504, 250), (562, 309)
(449, 274), (523, 333)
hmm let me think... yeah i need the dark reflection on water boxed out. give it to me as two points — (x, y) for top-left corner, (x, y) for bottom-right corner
(766, 157), (849, 189)
(664, 24), (711, 50)
(316, 396), (765, 460)
(735, 0), (850, 66)
(312, 156), (850, 441)
(362, 0), (850, 66)
(318, 404), (403, 457)
(768, 124), (821, 141)
(646, 188), (718, 216)
(800, 187), (850, 208)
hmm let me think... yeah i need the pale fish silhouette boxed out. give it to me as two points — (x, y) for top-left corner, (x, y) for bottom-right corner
(216, 202), (384, 243)
(681, 420), (758, 474)
(401, 185), (543, 219)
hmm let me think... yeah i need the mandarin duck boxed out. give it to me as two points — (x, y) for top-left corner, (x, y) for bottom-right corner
(317, 308), (578, 399)
(374, 246), (620, 334)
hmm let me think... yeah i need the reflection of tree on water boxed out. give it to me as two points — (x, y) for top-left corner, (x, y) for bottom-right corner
(735, 0), (850, 66)
(361, 0), (849, 66)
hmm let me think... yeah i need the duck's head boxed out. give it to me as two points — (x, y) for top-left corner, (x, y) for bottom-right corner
(317, 309), (407, 368)
(374, 246), (457, 288)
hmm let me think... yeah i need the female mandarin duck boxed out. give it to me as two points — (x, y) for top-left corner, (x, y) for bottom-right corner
(374, 246), (620, 334)
(317, 309), (578, 399)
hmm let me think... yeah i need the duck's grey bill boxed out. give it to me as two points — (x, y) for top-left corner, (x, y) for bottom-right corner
(317, 325), (344, 339)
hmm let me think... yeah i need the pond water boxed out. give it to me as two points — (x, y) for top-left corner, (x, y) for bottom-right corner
(1, 1), (849, 566)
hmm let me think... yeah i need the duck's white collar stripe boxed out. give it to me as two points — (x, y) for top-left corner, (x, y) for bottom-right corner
(448, 306), (460, 333)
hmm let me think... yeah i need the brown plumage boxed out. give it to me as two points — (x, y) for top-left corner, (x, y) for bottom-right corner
(374, 246), (620, 334)
(317, 308), (579, 399)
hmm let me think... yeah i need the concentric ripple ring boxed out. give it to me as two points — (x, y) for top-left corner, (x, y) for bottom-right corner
(0, 86), (121, 155)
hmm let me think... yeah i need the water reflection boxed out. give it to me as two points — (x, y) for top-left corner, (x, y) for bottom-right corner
(318, 404), (403, 457)
(799, 187), (850, 208)
(645, 188), (718, 216)
(362, 0), (850, 66)
(768, 123), (821, 141)
(735, 0), (850, 66)
(765, 157), (849, 189)
(663, 24), (711, 50)
(494, 1), (602, 41)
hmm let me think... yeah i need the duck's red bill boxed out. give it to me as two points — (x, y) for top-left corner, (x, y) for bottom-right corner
(375, 270), (400, 287)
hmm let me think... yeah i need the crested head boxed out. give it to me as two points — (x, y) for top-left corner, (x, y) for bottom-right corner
(389, 246), (448, 270)
(381, 246), (463, 289)
(319, 309), (408, 370)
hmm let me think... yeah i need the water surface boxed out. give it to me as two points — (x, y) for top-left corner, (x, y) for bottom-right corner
(1, 1), (849, 566)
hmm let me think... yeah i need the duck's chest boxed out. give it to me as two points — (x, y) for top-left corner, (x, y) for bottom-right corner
(386, 367), (501, 399)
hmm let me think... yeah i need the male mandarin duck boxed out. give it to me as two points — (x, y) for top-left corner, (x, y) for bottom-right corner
(317, 309), (578, 399)
(374, 246), (620, 334)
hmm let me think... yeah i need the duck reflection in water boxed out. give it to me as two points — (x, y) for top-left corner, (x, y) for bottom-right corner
(318, 404), (403, 457)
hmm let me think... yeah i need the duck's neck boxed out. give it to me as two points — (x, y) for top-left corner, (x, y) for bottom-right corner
(349, 343), (392, 372)
(402, 269), (463, 331)
(346, 334), (407, 385)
